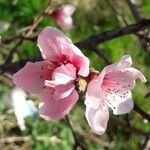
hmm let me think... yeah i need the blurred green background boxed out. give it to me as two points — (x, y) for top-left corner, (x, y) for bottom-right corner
(0, 0), (150, 149)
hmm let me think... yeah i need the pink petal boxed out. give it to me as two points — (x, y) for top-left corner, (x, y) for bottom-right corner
(85, 77), (103, 109)
(56, 16), (73, 29)
(123, 68), (146, 83)
(99, 55), (133, 79)
(38, 27), (90, 77)
(102, 68), (146, 94)
(104, 90), (134, 115)
(39, 88), (78, 120)
(54, 83), (75, 99)
(53, 4), (76, 29)
(45, 63), (76, 99)
(85, 105), (109, 135)
(13, 61), (52, 93)
(37, 27), (72, 60)
(70, 50), (90, 77)
(85, 76), (109, 134)
(61, 4), (76, 16)
(102, 70), (136, 92)
(45, 63), (76, 87)
(118, 55), (132, 68)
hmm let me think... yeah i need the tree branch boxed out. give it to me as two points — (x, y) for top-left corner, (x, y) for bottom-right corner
(91, 47), (112, 64)
(2, 39), (23, 65)
(126, 0), (150, 53)
(134, 104), (150, 121)
(75, 19), (150, 49)
(110, 116), (149, 137)
(65, 115), (86, 150)
(126, 0), (141, 22)
(0, 135), (66, 144)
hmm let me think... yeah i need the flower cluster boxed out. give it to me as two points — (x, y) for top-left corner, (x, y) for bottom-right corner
(13, 27), (146, 135)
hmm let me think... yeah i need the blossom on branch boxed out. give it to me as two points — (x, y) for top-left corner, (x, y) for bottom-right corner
(85, 55), (146, 135)
(13, 27), (89, 120)
(52, 4), (76, 29)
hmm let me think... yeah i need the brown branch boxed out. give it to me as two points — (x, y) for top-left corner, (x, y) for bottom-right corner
(65, 115), (86, 150)
(0, 3), (52, 69)
(110, 116), (149, 137)
(0, 56), (42, 74)
(2, 39), (23, 66)
(126, 0), (150, 53)
(134, 104), (150, 121)
(23, 16), (43, 38)
(126, 0), (141, 22)
(106, 0), (128, 26)
(74, 128), (115, 149)
(1, 35), (22, 44)
(92, 47), (112, 64)
(0, 136), (66, 144)
(75, 19), (150, 50)
(140, 136), (150, 150)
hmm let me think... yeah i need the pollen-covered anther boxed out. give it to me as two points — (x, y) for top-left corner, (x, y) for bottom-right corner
(41, 63), (57, 71)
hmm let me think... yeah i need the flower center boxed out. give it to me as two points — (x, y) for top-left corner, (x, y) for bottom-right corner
(40, 62), (57, 80)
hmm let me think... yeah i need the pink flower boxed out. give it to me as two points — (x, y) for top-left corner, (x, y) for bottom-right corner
(85, 55), (146, 135)
(52, 4), (76, 29)
(13, 27), (89, 120)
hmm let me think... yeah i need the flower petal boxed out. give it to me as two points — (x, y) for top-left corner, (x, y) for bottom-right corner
(61, 4), (76, 16)
(105, 90), (134, 115)
(45, 63), (76, 87)
(123, 68), (146, 83)
(102, 68), (146, 94)
(85, 105), (109, 135)
(70, 50), (90, 77)
(52, 5), (75, 29)
(45, 63), (76, 99)
(54, 83), (75, 99)
(39, 89), (78, 120)
(37, 27), (72, 60)
(118, 55), (132, 68)
(85, 75), (109, 135)
(56, 16), (73, 29)
(85, 77), (102, 109)
(13, 61), (52, 93)
(99, 55), (133, 78)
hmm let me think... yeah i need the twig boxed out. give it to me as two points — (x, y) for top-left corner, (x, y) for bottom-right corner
(125, 114), (130, 127)
(75, 19), (150, 49)
(134, 104), (150, 121)
(126, 0), (141, 22)
(0, 56), (42, 73)
(65, 115), (86, 150)
(106, 0), (128, 26)
(2, 19), (150, 50)
(140, 136), (150, 150)
(2, 39), (23, 65)
(74, 128), (115, 149)
(0, 3), (52, 70)
(110, 116), (149, 137)
(92, 47), (112, 64)
(23, 2), (53, 38)
(126, 0), (150, 53)
(1, 35), (22, 44)
(0, 136), (66, 144)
